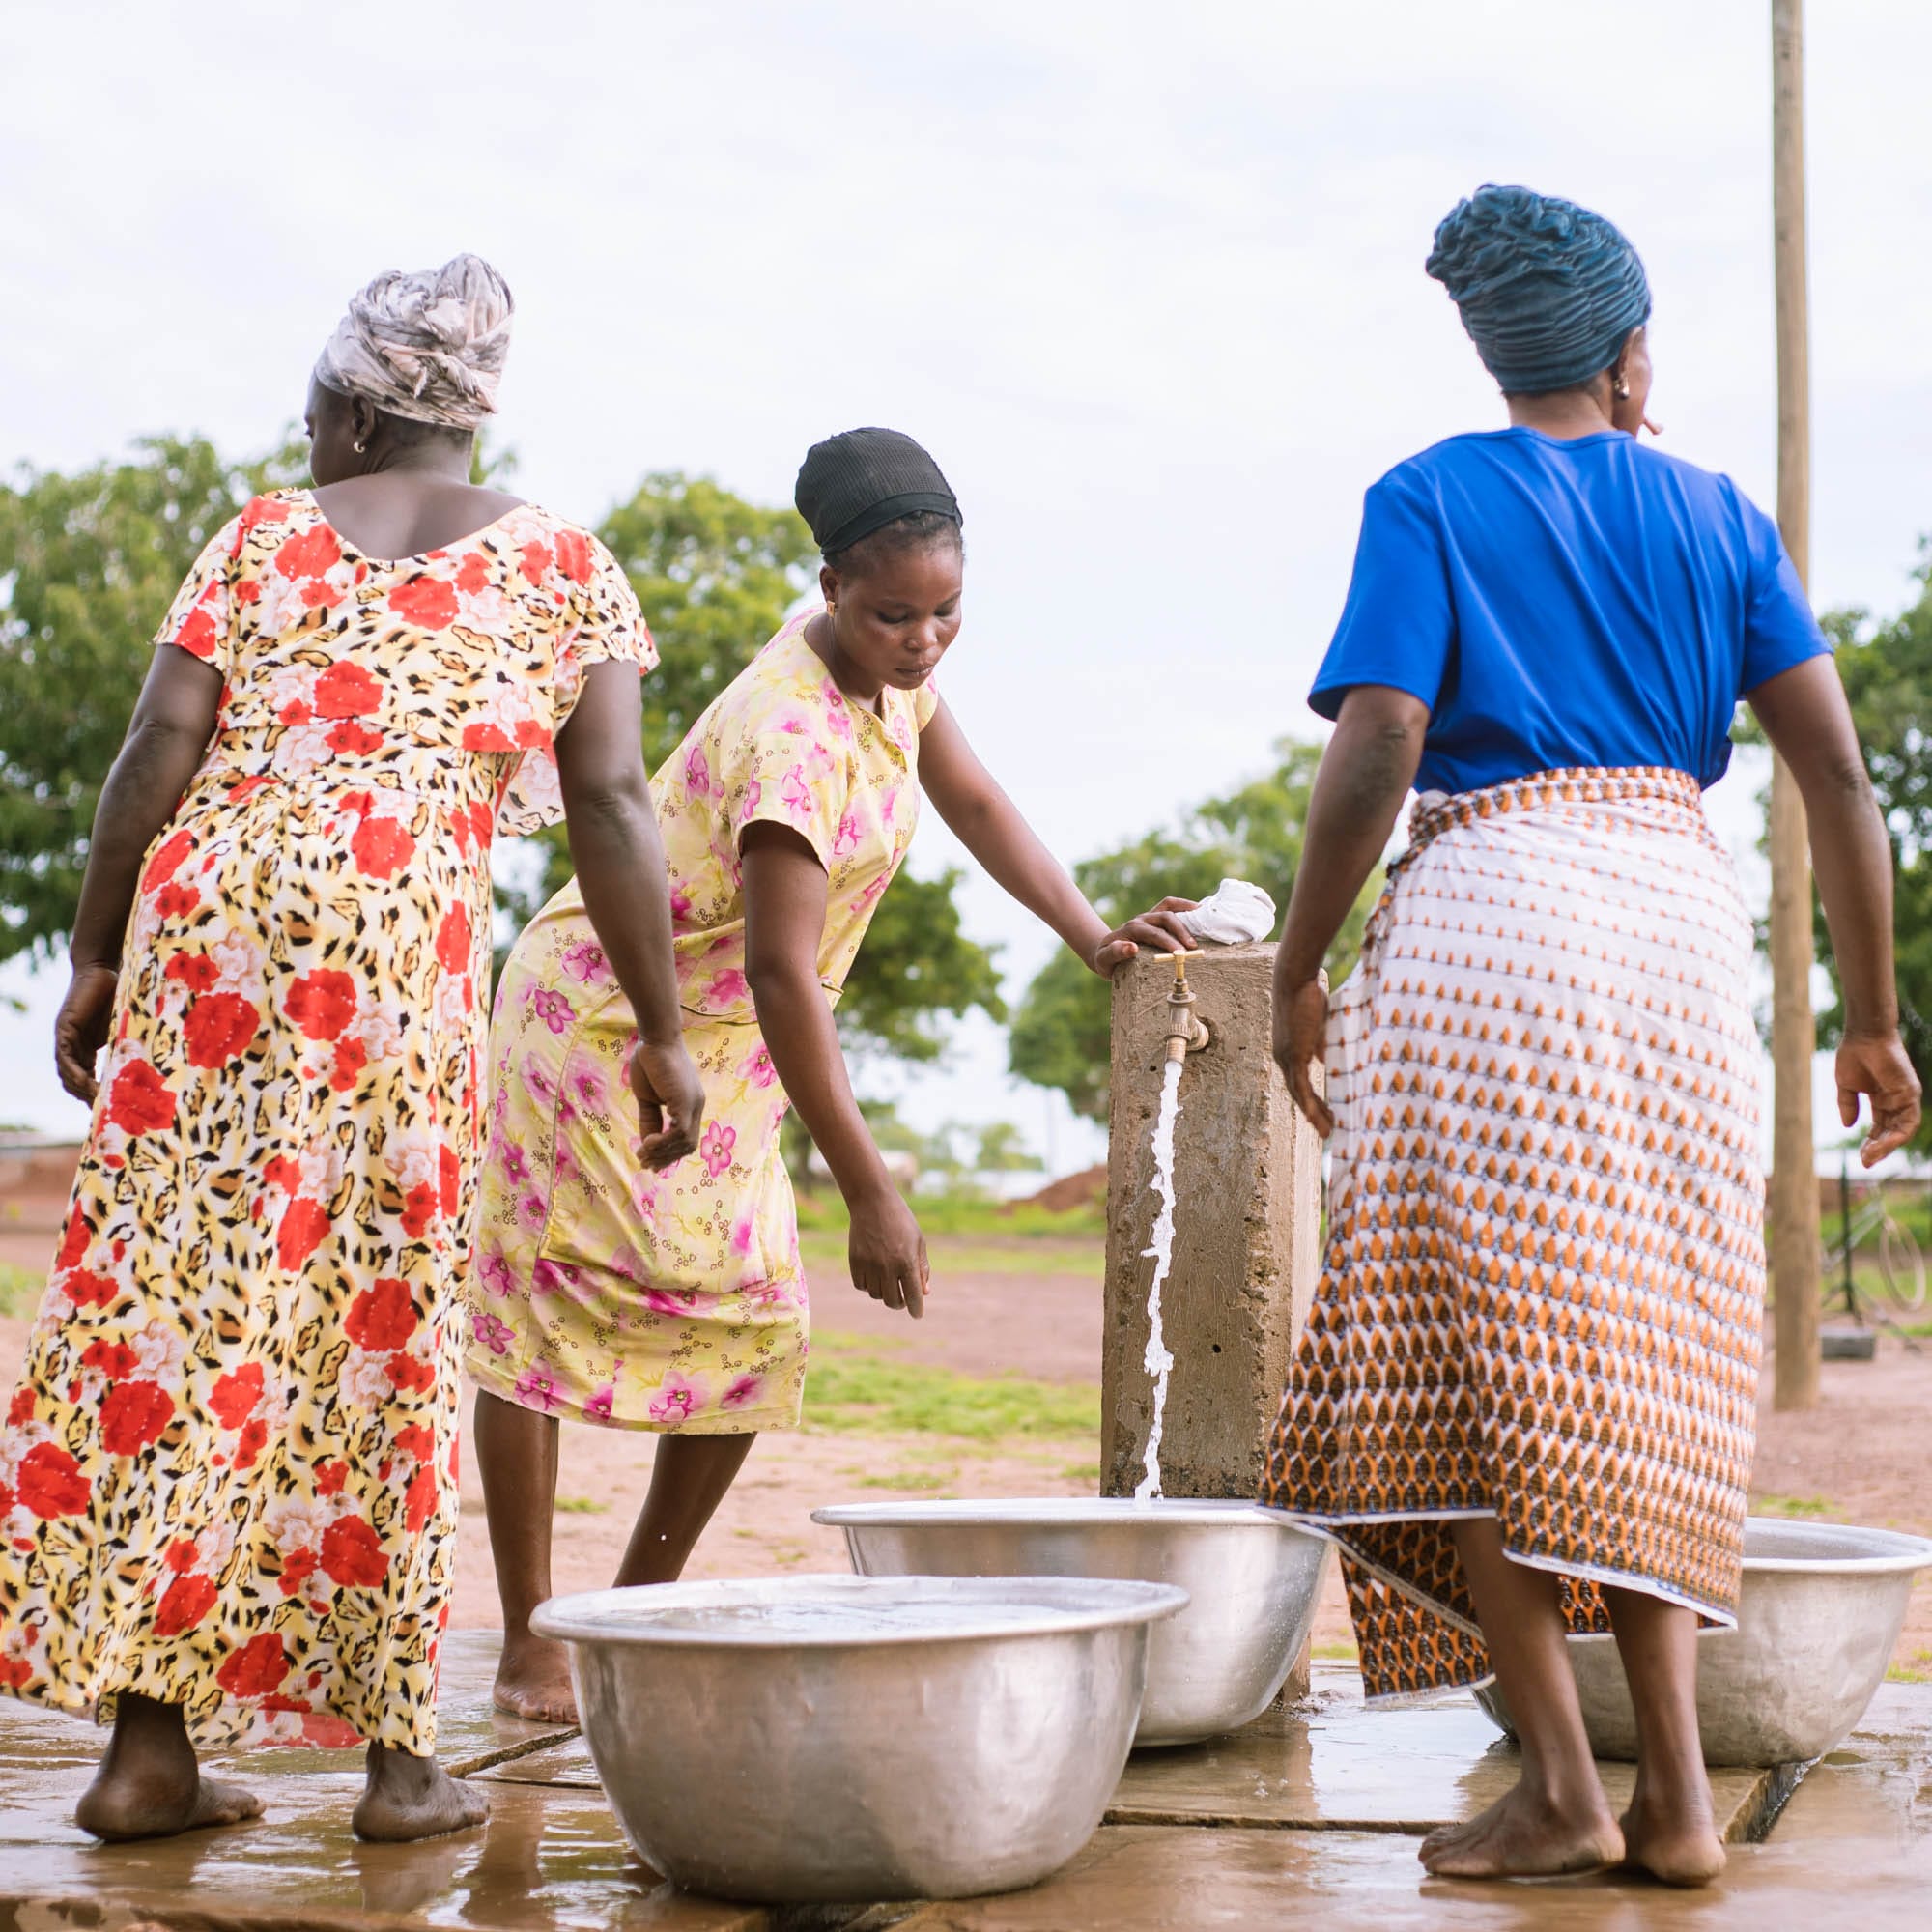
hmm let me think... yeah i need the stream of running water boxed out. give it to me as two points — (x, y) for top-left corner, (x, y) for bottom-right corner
(1133, 1055), (1184, 1502)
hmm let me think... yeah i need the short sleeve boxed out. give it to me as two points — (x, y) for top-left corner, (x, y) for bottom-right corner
(714, 692), (845, 873)
(912, 671), (942, 732)
(1309, 473), (1454, 721)
(1738, 496), (1830, 695)
(154, 518), (242, 673)
(496, 528), (657, 836)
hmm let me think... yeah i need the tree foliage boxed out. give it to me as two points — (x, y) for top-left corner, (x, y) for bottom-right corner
(1008, 738), (1380, 1121)
(0, 436), (305, 965)
(1810, 554), (1932, 1148)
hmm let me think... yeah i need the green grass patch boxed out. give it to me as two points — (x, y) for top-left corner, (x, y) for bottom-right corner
(853, 1468), (961, 1492)
(1312, 1639), (1360, 1662)
(795, 1192), (1104, 1241)
(800, 1231), (1101, 1279)
(806, 1330), (1098, 1443)
(1753, 1493), (1835, 1520)
(554, 1495), (610, 1515)
(1885, 1649), (1932, 1685)
(0, 1265), (43, 1320)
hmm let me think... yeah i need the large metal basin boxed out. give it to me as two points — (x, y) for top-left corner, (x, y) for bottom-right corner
(529, 1573), (1186, 1902)
(811, 1498), (1330, 1747)
(1475, 1519), (1932, 1766)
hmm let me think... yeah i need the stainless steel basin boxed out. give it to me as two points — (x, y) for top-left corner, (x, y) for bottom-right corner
(811, 1497), (1330, 1747)
(529, 1573), (1187, 1902)
(1475, 1518), (1932, 1766)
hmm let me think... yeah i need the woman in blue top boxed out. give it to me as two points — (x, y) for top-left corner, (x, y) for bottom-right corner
(1262, 185), (1918, 1888)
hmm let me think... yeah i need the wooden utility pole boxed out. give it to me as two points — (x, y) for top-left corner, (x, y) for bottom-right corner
(1770, 0), (1821, 1409)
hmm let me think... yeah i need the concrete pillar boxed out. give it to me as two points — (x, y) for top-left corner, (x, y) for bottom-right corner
(1101, 944), (1323, 1499)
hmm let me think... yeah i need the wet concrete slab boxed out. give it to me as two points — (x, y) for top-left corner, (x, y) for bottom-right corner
(1106, 1662), (1788, 1840)
(483, 1663), (1782, 1843)
(5, 1637), (1930, 1929)
(890, 1824), (1932, 1932)
(0, 1776), (769, 1930)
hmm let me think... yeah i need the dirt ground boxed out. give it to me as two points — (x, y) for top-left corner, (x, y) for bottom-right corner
(3, 1148), (1930, 1672)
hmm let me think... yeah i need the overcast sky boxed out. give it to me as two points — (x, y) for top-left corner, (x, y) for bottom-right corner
(5, 0), (1929, 1166)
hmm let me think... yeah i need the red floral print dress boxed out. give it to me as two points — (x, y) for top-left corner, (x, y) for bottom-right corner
(0, 490), (651, 1752)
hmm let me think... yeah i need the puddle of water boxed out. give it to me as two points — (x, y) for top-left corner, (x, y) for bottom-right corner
(1134, 1055), (1184, 1503)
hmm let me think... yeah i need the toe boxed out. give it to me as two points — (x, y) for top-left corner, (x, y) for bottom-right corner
(190, 1777), (266, 1829)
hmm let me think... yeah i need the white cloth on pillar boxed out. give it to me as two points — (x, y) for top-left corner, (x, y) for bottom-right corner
(1178, 877), (1276, 945)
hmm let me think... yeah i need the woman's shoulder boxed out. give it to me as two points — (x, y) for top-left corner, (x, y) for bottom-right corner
(708, 613), (825, 726)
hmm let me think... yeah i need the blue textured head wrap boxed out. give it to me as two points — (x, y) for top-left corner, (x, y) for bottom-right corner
(1426, 185), (1651, 395)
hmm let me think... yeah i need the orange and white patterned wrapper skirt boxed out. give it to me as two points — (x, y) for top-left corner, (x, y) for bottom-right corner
(1260, 768), (1766, 1703)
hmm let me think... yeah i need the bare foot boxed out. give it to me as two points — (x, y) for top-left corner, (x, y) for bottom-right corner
(1421, 1780), (1624, 1881)
(1620, 1798), (1727, 1888)
(77, 1766), (264, 1842)
(492, 1636), (579, 1725)
(353, 1745), (491, 1843)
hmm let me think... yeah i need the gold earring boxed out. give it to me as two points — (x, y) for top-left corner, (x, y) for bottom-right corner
(1612, 377), (1631, 401)
(354, 437), (368, 453)
(825, 599), (837, 617)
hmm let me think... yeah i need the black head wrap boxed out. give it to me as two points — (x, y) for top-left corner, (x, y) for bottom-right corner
(794, 427), (961, 558)
(1427, 185), (1651, 395)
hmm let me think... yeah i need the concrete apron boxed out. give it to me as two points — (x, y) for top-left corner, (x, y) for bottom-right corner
(5, 1634), (1929, 1931)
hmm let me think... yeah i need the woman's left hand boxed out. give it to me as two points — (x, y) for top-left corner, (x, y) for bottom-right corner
(55, 963), (119, 1105)
(1085, 898), (1199, 976)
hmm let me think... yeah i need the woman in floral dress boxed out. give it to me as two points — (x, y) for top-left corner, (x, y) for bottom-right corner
(471, 427), (1193, 1721)
(0, 256), (702, 1841)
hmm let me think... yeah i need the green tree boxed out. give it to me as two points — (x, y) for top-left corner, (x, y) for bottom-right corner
(1008, 738), (1379, 1121)
(1808, 553), (1932, 1148)
(0, 435), (306, 966)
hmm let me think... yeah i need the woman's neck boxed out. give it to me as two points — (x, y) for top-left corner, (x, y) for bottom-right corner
(1505, 391), (1618, 441)
(803, 611), (885, 711)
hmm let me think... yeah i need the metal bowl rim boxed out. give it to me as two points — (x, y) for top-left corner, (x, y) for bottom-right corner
(810, 1496), (1302, 1531)
(1736, 1517), (1932, 1575)
(530, 1572), (1190, 1647)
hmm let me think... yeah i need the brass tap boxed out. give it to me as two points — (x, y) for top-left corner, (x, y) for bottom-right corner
(1164, 950), (1210, 1062)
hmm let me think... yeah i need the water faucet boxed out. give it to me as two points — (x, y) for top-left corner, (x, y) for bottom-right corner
(1164, 950), (1210, 1062)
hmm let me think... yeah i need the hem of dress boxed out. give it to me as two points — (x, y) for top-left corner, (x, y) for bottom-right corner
(0, 1674), (389, 1753)
(464, 1361), (795, 1435)
(1275, 1502), (1742, 1661)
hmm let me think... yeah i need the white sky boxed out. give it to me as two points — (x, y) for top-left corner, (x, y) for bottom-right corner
(4, 0), (1929, 1169)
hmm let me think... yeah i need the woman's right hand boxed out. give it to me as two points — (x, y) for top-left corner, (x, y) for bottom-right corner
(847, 1181), (929, 1321)
(1837, 1030), (1922, 1166)
(628, 1037), (706, 1171)
(54, 963), (119, 1105)
(1272, 973), (1332, 1138)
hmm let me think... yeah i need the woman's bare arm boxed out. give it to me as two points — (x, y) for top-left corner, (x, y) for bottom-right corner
(918, 698), (1195, 969)
(741, 824), (927, 1319)
(1270, 684), (1429, 1135)
(55, 645), (223, 1100)
(1747, 654), (1921, 1162)
(554, 662), (705, 1168)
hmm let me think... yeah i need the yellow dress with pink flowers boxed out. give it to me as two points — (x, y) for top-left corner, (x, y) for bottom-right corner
(0, 489), (650, 1753)
(468, 611), (937, 1433)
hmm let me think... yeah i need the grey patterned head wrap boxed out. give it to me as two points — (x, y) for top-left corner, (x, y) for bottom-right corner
(1426, 185), (1650, 396)
(313, 254), (514, 431)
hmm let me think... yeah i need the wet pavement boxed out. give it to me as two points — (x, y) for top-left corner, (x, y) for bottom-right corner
(3, 1636), (1928, 1930)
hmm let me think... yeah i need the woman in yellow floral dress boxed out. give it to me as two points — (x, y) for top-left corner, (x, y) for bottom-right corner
(472, 427), (1193, 1720)
(0, 256), (702, 1841)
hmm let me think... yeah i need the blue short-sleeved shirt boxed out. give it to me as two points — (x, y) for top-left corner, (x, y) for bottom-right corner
(1310, 428), (1830, 794)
